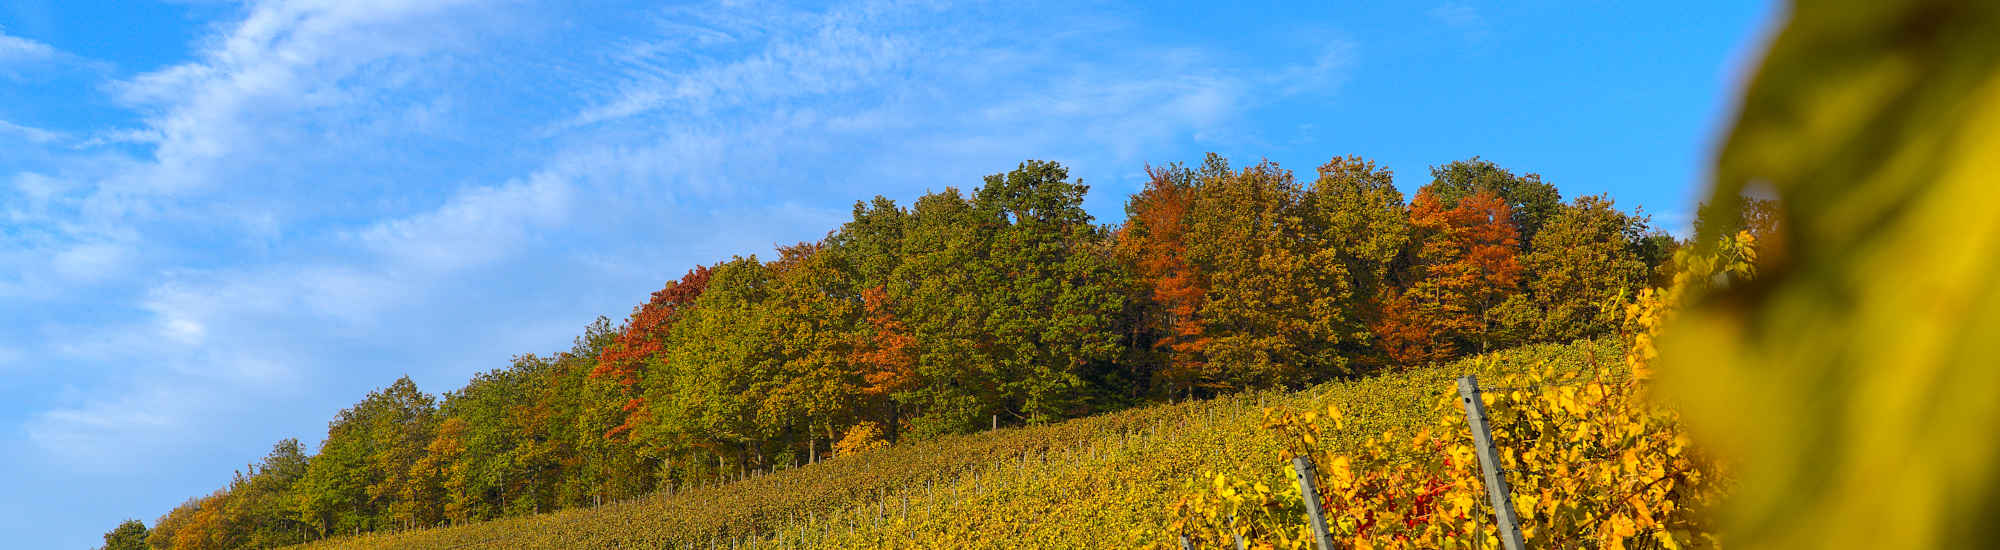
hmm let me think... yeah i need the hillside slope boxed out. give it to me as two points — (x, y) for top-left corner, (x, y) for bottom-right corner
(287, 339), (1618, 550)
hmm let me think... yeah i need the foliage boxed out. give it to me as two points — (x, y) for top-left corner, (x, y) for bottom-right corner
(1396, 189), (1525, 357)
(1422, 157), (1562, 248)
(128, 153), (1675, 549)
(1306, 155), (1410, 366)
(1523, 195), (1648, 342)
(1162, 214), (1754, 550)
(280, 340), (1619, 550)
(1182, 156), (1357, 388)
(1115, 163), (1211, 397)
(100, 519), (148, 550)
(1656, 1), (2000, 546)
(1170, 348), (1723, 550)
(832, 421), (890, 457)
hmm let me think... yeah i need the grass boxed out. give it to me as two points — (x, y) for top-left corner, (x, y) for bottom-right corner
(286, 339), (1619, 549)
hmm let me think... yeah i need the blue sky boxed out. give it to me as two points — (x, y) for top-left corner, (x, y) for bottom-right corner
(2, 1), (1777, 547)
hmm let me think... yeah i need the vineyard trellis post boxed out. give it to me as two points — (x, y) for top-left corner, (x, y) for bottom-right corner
(1457, 375), (1526, 550)
(1291, 455), (1336, 550)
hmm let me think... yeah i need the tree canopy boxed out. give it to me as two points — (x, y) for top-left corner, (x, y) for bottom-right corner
(129, 154), (1671, 549)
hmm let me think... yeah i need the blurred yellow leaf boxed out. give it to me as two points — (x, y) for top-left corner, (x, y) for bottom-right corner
(1661, 1), (2000, 547)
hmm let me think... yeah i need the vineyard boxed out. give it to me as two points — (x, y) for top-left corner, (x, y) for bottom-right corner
(280, 339), (1626, 549)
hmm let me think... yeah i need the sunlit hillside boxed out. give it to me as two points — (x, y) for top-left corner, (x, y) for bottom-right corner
(285, 340), (1618, 549)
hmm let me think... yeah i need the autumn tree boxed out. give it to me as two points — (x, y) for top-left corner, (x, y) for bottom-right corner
(367, 378), (439, 530)
(1424, 157), (1562, 248)
(830, 196), (914, 442)
(175, 490), (237, 550)
(1398, 189), (1524, 357)
(593, 267), (713, 442)
(1114, 163), (1209, 397)
(408, 417), (467, 525)
(145, 499), (197, 550)
(760, 241), (869, 462)
(1522, 195), (1648, 342)
(1182, 155), (1356, 388)
(851, 284), (915, 442)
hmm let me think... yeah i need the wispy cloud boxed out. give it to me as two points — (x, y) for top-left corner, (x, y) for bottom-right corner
(1429, 2), (1490, 42)
(559, 0), (1355, 188)
(0, 119), (64, 144)
(15, 0), (518, 468)
(108, 0), (500, 195)
(10, 0), (1360, 475)
(74, 128), (163, 149)
(0, 26), (57, 65)
(26, 173), (577, 465)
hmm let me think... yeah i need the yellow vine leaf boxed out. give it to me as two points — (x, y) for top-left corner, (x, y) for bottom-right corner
(1660, 0), (2000, 547)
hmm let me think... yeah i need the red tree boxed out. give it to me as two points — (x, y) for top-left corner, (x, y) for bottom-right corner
(1388, 189), (1523, 361)
(1118, 165), (1212, 396)
(592, 265), (712, 440)
(852, 285), (915, 441)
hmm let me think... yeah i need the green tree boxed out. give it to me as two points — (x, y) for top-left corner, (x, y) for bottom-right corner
(295, 377), (436, 536)
(1522, 195), (1648, 342)
(760, 241), (866, 461)
(222, 439), (313, 547)
(433, 356), (551, 522)
(889, 187), (998, 437)
(1304, 155), (1410, 368)
(970, 160), (1126, 424)
(99, 519), (147, 550)
(644, 256), (781, 478)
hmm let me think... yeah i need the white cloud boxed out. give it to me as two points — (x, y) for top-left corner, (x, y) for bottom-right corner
(0, 27), (56, 65)
(2, 0), (510, 300)
(559, 0), (1355, 183)
(12, 0), (1365, 476)
(352, 175), (575, 273)
(0, 119), (64, 144)
(74, 128), (163, 149)
(49, 242), (130, 284)
(25, 183), (563, 465)
(26, 386), (196, 470)
(1429, 3), (1490, 41)
(17, 0), (524, 468)
(560, 0), (921, 131)
(108, 0), (498, 195)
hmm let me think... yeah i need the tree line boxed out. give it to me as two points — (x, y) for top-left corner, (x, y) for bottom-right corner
(109, 154), (1686, 550)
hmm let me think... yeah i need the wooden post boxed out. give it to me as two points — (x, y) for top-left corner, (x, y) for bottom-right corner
(1291, 456), (1336, 550)
(992, 413), (998, 431)
(1458, 375), (1526, 550)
